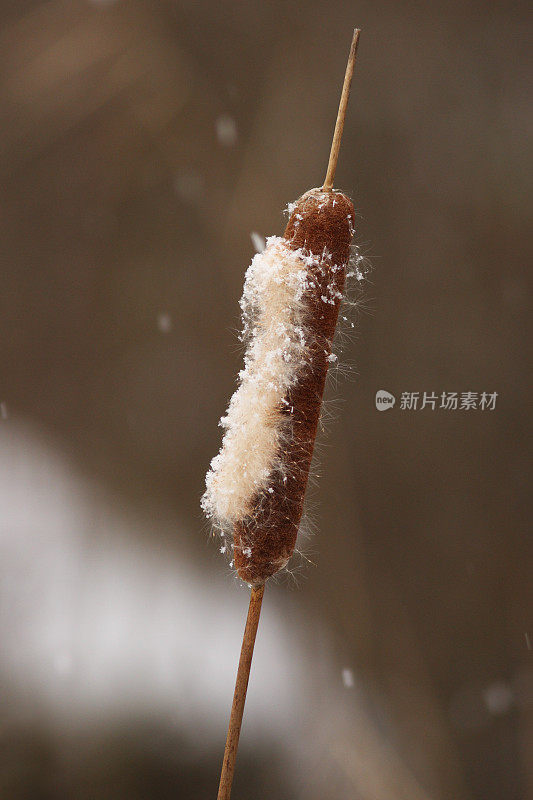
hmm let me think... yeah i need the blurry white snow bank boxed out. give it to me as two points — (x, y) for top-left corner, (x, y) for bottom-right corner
(0, 421), (299, 747)
(0, 420), (438, 799)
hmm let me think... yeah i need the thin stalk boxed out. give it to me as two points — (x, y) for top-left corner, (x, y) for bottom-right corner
(217, 584), (265, 800)
(322, 28), (361, 191)
(217, 27), (361, 797)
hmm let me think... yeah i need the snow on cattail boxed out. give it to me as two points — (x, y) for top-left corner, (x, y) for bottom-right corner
(202, 188), (355, 585)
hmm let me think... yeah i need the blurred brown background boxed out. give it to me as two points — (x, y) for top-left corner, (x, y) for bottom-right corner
(0, 1), (531, 799)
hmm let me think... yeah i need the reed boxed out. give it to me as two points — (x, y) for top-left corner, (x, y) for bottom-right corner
(202, 29), (362, 799)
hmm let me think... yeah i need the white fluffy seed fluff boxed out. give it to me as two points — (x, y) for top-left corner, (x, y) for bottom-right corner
(201, 236), (321, 529)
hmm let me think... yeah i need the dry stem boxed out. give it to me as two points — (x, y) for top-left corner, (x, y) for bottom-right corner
(323, 28), (361, 192)
(217, 584), (265, 800)
(217, 28), (360, 797)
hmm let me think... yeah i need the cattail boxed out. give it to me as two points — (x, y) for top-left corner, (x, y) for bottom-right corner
(203, 190), (354, 585)
(203, 30), (362, 799)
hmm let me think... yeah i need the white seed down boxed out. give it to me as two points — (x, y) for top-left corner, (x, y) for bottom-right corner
(201, 237), (321, 529)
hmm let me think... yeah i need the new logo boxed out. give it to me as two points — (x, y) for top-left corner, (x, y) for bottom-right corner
(375, 390), (396, 411)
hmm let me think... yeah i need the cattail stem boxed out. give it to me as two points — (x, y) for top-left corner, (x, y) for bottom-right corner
(213, 26), (361, 797)
(217, 583), (265, 800)
(322, 28), (360, 192)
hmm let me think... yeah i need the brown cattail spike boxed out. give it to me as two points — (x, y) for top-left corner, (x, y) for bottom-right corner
(233, 189), (355, 584)
(323, 28), (360, 192)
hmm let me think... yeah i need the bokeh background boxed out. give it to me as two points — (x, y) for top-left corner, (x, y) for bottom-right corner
(0, 1), (531, 798)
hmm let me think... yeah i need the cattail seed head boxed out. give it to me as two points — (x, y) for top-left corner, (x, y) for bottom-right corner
(203, 189), (355, 585)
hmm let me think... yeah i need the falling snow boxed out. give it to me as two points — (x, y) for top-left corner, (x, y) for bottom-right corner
(216, 115), (238, 147)
(250, 231), (266, 253)
(483, 682), (514, 715)
(342, 668), (354, 688)
(157, 313), (172, 333)
(174, 169), (204, 204)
